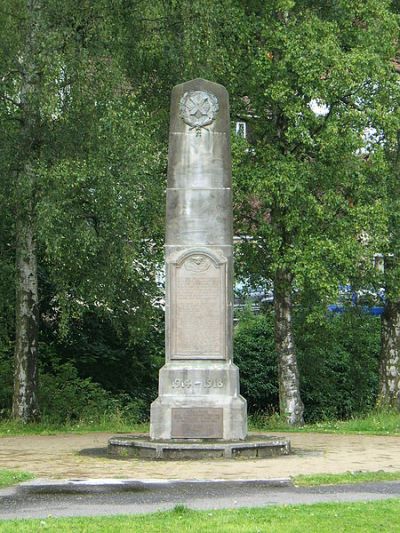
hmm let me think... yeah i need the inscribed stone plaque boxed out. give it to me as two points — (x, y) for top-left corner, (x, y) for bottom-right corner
(170, 251), (226, 359)
(171, 408), (223, 438)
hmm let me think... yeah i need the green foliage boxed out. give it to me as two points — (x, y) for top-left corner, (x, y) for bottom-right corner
(0, 0), (399, 428)
(0, 341), (153, 425)
(234, 0), (399, 289)
(232, 1), (399, 422)
(0, 216), (15, 348)
(235, 305), (380, 421)
(0, 348), (13, 418)
(0, 0), (166, 422)
(37, 93), (165, 336)
(0, 306), (163, 425)
(296, 308), (380, 422)
(234, 307), (278, 413)
(39, 305), (163, 404)
(38, 360), (147, 425)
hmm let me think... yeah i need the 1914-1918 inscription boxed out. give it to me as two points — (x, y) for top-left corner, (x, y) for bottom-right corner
(171, 252), (226, 359)
(171, 408), (223, 438)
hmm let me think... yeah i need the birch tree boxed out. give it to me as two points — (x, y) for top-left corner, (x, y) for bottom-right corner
(0, 0), (44, 421)
(379, 258), (400, 409)
(0, 0), (163, 421)
(375, 116), (400, 410)
(233, 0), (398, 424)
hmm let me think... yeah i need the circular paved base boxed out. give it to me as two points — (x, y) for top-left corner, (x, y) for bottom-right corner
(108, 434), (291, 460)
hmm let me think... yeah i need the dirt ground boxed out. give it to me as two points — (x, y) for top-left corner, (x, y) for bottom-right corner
(0, 432), (399, 480)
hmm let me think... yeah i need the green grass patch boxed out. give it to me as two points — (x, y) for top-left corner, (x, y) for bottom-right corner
(0, 419), (149, 437)
(1, 500), (400, 532)
(293, 470), (400, 487)
(249, 409), (400, 435)
(1, 409), (399, 437)
(0, 469), (34, 488)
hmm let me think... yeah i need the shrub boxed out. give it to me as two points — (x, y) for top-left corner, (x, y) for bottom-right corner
(38, 359), (146, 425)
(234, 307), (279, 414)
(39, 310), (163, 414)
(296, 307), (380, 422)
(234, 305), (380, 422)
(0, 346), (13, 418)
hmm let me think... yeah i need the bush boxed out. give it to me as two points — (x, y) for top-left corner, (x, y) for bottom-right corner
(38, 359), (146, 425)
(296, 307), (380, 422)
(234, 305), (380, 422)
(234, 307), (279, 414)
(0, 346), (13, 418)
(39, 310), (163, 413)
(1, 303), (382, 425)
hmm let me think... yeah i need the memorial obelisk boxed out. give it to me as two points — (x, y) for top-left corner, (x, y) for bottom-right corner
(150, 78), (247, 440)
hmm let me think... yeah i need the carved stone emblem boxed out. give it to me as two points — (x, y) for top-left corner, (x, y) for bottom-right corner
(179, 91), (219, 133)
(184, 255), (211, 272)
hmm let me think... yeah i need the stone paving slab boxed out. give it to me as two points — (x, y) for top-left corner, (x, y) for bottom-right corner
(0, 432), (399, 480)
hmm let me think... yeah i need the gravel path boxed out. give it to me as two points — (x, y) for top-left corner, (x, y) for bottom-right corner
(0, 432), (399, 480)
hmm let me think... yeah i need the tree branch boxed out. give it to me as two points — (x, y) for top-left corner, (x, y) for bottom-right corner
(0, 93), (22, 108)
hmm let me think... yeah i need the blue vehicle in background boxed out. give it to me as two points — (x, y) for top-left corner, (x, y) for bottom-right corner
(234, 281), (273, 314)
(327, 285), (385, 316)
(235, 282), (385, 316)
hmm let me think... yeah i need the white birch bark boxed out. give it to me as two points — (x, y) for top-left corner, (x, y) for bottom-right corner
(274, 268), (304, 425)
(12, 179), (39, 421)
(11, 0), (41, 422)
(378, 299), (400, 410)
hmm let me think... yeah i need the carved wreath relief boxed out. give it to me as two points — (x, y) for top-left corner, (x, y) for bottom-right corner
(184, 255), (211, 272)
(179, 90), (219, 135)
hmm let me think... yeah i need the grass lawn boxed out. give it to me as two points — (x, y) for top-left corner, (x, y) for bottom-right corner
(0, 419), (148, 437)
(293, 470), (400, 486)
(0, 470), (34, 488)
(0, 500), (399, 532)
(249, 410), (400, 435)
(0, 410), (398, 437)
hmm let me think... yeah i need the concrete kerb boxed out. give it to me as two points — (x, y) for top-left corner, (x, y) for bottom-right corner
(16, 477), (293, 495)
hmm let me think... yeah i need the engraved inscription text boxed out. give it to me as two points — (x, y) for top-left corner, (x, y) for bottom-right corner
(173, 254), (224, 357)
(171, 408), (223, 438)
(171, 378), (224, 389)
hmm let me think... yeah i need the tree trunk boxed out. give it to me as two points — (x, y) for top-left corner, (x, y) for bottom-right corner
(12, 171), (39, 422)
(12, 0), (42, 422)
(274, 267), (304, 425)
(377, 299), (400, 410)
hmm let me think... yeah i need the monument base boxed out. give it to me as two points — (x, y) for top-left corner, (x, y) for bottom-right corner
(150, 361), (247, 440)
(108, 434), (291, 460)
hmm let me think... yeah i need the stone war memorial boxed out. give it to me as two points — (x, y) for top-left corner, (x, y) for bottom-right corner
(108, 79), (290, 459)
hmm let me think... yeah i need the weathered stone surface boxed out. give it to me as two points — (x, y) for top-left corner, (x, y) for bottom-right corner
(169, 248), (227, 359)
(166, 190), (233, 245)
(108, 435), (291, 460)
(171, 408), (223, 439)
(150, 78), (247, 441)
